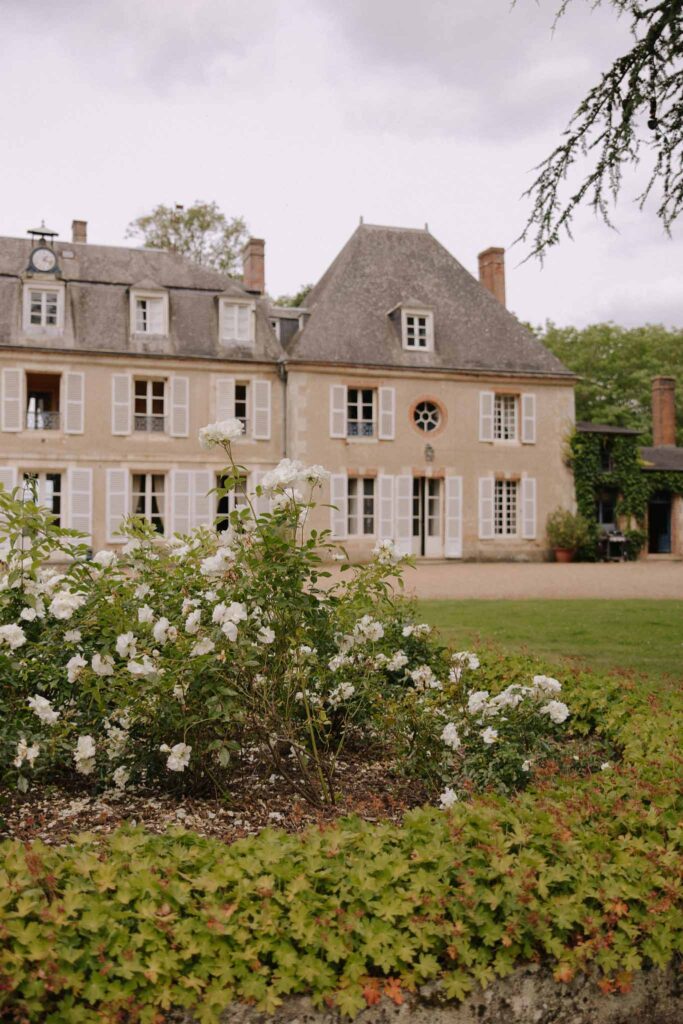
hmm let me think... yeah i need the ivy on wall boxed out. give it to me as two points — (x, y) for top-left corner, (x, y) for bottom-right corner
(568, 431), (683, 558)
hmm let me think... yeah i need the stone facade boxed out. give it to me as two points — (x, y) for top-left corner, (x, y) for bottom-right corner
(0, 221), (576, 559)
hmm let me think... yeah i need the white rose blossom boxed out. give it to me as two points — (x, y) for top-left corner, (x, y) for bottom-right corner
(439, 787), (459, 810)
(467, 690), (490, 715)
(13, 738), (40, 768)
(190, 637), (215, 657)
(74, 735), (96, 775)
(539, 700), (570, 724)
(481, 726), (499, 745)
(127, 655), (158, 678)
(160, 742), (192, 772)
(67, 654), (88, 683)
(49, 591), (86, 620)
(64, 629), (82, 644)
(153, 618), (177, 645)
(185, 609), (201, 634)
(200, 548), (236, 577)
(258, 626), (276, 645)
(387, 651), (409, 672)
(452, 651), (480, 670)
(410, 664), (442, 691)
(28, 694), (60, 725)
(92, 550), (117, 568)
(0, 624), (26, 650)
(532, 675), (563, 696)
(115, 633), (137, 659)
(372, 539), (399, 564)
(138, 604), (154, 624)
(198, 419), (245, 449)
(20, 607), (37, 622)
(112, 766), (130, 790)
(92, 653), (115, 677)
(441, 723), (461, 750)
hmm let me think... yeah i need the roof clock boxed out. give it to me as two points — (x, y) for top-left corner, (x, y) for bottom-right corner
(26, 221), (60, 275)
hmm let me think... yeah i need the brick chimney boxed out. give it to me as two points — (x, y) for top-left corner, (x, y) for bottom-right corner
(71, 220), (87, 244)
(242, 237), (265, 294)
(478, 247), (506, 306)
(652, 376), (676, 446)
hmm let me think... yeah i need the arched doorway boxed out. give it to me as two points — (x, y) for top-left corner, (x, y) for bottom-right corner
(648, 491), (672, 554)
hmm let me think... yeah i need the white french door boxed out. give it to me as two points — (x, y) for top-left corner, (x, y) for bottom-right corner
(412, 477), (443, 557)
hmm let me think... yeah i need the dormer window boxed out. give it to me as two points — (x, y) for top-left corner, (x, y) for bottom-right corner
(131, 292), (167, 336)
(220, 301), (254, 346)
(23, 283), (64, 334)
(402, 309), (433, 351)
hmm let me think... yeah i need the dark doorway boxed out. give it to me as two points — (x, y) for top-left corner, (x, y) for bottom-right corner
(648, 491), (672, 554)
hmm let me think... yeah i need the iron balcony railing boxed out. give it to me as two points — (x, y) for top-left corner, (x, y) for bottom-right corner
(26, 411), (60, 430)
(347, 419), (375, 437)
(134, 415), (166, 433)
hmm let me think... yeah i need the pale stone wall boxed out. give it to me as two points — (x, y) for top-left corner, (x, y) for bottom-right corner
(288, 365), (576, 562)
(0, 349), (282, 552)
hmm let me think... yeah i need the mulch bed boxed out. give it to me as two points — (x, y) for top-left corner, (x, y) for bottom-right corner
(0, 753), (431, 847)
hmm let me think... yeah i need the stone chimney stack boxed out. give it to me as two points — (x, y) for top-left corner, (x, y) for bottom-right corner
(72, 220), (87, 244)
(652, 376), (676, 447)
(478, 247), (506, 306)
(242, 237), (265, 294)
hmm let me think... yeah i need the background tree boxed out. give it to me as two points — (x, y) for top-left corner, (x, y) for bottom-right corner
(536, 321), (683, 442)
(273, 283), (313, 307)
(520, 0), (682, 257)
(126, 201), (248, 275)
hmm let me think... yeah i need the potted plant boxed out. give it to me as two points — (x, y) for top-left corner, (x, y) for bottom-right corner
(546, 507), (590, 562)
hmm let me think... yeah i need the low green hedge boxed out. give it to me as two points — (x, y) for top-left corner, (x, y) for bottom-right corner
(1, 661), (681, 1023)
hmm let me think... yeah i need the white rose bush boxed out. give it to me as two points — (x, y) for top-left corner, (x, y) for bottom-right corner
(0, 425), (573, 807)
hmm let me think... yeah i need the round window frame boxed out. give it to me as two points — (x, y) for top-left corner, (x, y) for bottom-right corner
(409, 396), (447, 437)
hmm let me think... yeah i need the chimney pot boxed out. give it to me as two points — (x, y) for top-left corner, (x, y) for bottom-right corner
(242, 237), (265, 294)
(72, 220), (87, 244)
(652, 376), (676, 446)
(478, 246), (506, 306)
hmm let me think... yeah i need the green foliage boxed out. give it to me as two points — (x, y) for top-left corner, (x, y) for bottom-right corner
(537, 323), (683, 444)
(569, 429), (683, 557)
(273, 283), (313, 308)
(0, 658), (681, 1021)
(545, 507), (591, 550)
(125, 200), (248, 275)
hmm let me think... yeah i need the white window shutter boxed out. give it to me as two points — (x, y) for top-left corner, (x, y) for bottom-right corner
(330, 473), (348, 539)
(394, 475), (413, 555)
(478, 476), (494, 539)
(479, 391), (494, 442)
(444, 476), (463, 558)
(169, 376), (189, 438)
(193, 470), (213, 529)
(111, 374), (132, 435)
(222, 303), (237, 340)
(67, 467), (92, 541)
(64, 372), (85, 434)
(171, 470), (192, 535)
(0, 467), (17, 491)
(377, 475), (395, 540)
(2, 369), (23, 432)
(522, 477), (537, 539)
(106, 469), (129, 542)
(378, 387), (396, 440)
(251, 470), (271, 516)
(215, 377), (235, 421)
(521, 394), (536, 444)
(237, 305), (251, 342)
(252, 380), (271, 440)
(329, 385), (347, 438)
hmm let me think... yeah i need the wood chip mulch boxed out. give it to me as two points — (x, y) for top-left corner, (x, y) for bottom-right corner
(0, 755), (431, 847)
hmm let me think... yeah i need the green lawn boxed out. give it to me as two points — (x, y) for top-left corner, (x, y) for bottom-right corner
(417, 599), (683, 680)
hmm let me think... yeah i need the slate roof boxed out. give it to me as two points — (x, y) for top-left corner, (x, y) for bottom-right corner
(287, 224), (574, 378)
(640, 446), (683, 472)
(0, 236), (283, 363)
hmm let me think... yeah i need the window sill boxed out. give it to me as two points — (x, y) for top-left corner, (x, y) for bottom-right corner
(346, 436), (378, 444)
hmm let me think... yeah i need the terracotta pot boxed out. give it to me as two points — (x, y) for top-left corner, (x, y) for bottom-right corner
(554, 548), (574, 563)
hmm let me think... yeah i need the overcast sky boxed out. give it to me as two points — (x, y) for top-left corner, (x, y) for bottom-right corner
(1, 0), (680, 328)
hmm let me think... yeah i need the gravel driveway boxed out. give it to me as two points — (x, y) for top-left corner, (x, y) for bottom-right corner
(389, 560), (683, 600)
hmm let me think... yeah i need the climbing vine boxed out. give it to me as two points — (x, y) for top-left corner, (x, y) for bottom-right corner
(568, 431), (683, 559)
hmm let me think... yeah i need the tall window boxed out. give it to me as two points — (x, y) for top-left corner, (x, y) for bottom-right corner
(494, 479), (518, 535)
(347, 478), (375, 535)
(28, 290), (59, 327)
(402, 310), (433, 350)
(235, 383), (248, 432)
(132, 473), (165, 533)
(347, 388), (375, 437)
(134, 296), (165, 335)
(26, 373), (60, 430)
(494, 394), (518, 440)
(221, 302), (252, 344)
(216, 474), (248, 532)
(134, 379), (165, 432)
(22, 472), (62, 526)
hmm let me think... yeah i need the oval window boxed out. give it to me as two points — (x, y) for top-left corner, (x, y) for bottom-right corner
(413, 400), (441, 432)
